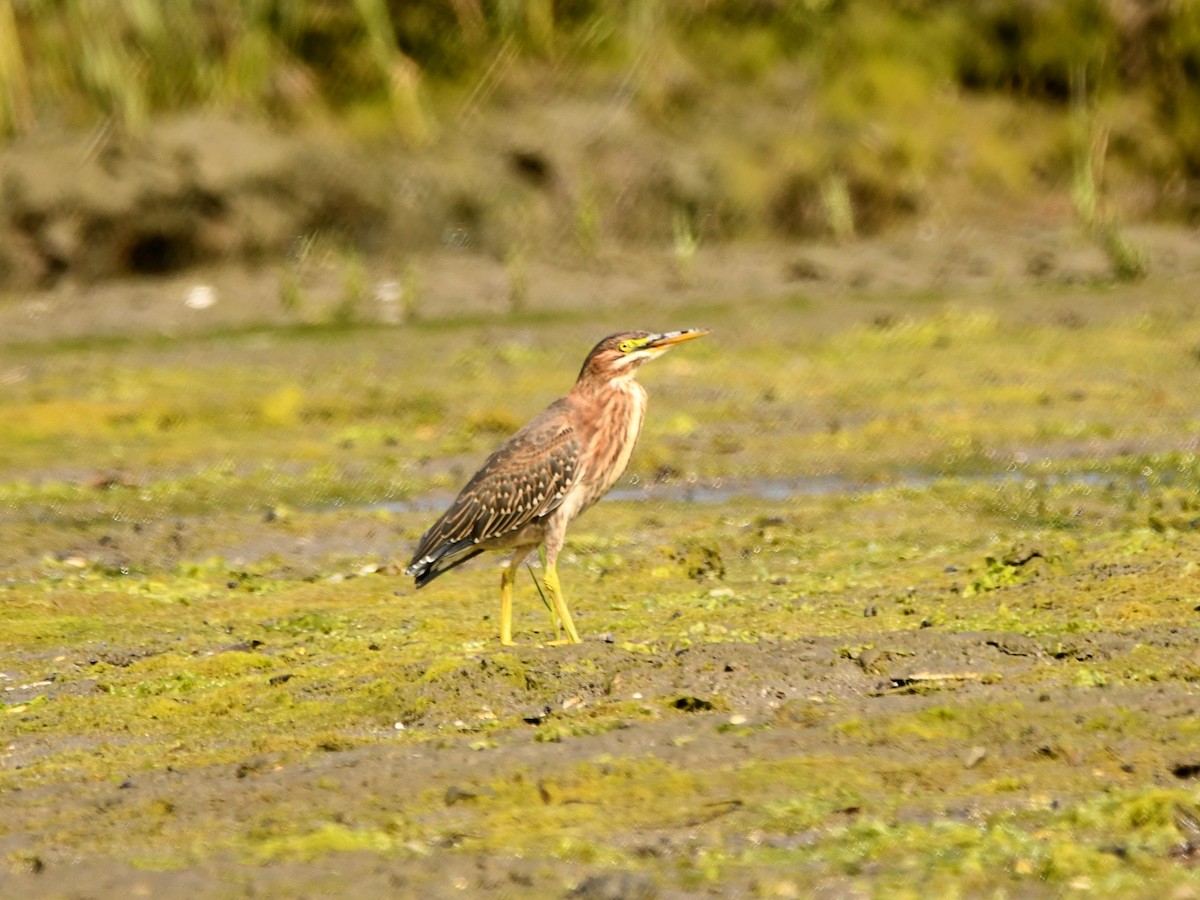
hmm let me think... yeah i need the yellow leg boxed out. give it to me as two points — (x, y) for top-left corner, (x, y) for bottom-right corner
(499, 563), (516, 646)
(537, 546), (563, 640)
(546, 601), (563, 641)
(543, 562), (582, 644)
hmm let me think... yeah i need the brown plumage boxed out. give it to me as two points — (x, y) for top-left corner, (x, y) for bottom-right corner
(406, 328), (708, 645)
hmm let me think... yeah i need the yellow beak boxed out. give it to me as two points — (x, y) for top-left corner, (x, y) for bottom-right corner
(644, 328), (710, 349)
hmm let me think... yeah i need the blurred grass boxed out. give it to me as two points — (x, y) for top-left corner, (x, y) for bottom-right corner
(3, 1), (1200, 228)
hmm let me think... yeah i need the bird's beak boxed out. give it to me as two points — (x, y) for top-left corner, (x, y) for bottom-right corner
(644, 328), (710, 349)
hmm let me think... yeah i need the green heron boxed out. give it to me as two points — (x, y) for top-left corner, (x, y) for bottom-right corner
(406, 329), (709, 645)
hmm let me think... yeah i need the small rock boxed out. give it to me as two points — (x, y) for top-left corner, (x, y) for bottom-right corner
(1026, 249), (1056, 278)
(221, 639), (264, 653)
(11, 853), (44, 874)
(964, 746), (988, 769)
(1, 366), (28, 385)
(787, 257), (825, 282)
(857, 648), (886, 673)
(376, 280), (402, 324)
(568, 872), (658, 900)
(1172, 762), (1200, 780)
(773, 700), (826, 728)
(523, 706), (552, 725)
(235, 756), (269, 779)
(444, 784), (477, 806)
(185, 284), (216, 310)
(755, 877), (800, 898)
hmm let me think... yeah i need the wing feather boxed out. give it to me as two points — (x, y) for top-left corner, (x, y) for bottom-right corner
(406, 399), (580, 585)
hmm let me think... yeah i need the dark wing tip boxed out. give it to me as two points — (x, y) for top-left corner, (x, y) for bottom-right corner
(405, 539), (484, 589)
(404, 559), (428, 586)
(405, 556), (440, 589)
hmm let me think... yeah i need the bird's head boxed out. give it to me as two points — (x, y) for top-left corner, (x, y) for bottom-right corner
(577, 329), (709, 385)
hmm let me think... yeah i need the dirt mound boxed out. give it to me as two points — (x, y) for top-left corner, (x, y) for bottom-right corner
(0, 117), (392, 290)
(0, 104), (934, 294)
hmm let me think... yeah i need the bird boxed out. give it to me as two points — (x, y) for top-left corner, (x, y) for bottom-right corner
(405, 328), (709, 645)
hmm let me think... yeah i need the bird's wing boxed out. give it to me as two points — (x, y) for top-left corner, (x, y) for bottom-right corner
(407, 400), (580, 579)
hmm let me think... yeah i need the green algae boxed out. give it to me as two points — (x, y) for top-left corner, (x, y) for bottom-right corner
(4, 290), (1200, 895)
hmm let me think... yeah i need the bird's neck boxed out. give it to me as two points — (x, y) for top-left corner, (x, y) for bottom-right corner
(569, 373), (648, 447)
(572, 369), (641, 403)
(569, 373), (648, 504)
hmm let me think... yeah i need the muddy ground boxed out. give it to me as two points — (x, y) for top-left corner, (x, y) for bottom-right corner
(4, 123), (1200, 899)
(7, 631), (1199, 900)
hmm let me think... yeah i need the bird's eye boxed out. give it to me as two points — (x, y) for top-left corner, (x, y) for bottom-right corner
(618, 339), (637, 353)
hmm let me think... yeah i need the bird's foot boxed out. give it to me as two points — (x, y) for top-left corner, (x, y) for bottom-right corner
(540, 634), (583, 647)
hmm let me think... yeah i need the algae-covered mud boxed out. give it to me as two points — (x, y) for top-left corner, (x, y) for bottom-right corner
(4, 240), (1200, 898)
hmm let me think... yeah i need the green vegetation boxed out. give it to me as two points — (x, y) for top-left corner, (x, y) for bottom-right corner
(4, 293), (1200, 518)
(4, 0), (1200, 234)
(4, 3), (1200, 893)
(4, 288), (1200, 894)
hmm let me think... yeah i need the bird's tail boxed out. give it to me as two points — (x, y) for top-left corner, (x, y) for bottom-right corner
(405, 538), (484, 588)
